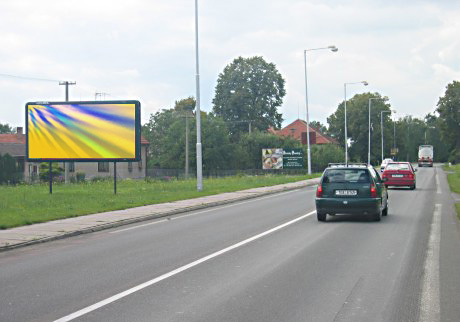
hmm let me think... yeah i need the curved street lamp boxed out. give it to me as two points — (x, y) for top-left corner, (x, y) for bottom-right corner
(303, 45), (338, 174)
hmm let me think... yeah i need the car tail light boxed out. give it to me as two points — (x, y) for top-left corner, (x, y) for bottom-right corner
(316, 185), (323, 197)
(370, 184), (377, 198)
(408, 173), (414, 179)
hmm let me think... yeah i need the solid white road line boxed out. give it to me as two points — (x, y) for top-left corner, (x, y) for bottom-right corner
(420, 204), (441, 322)
(54, 210), (317, 322)
(110, 187), (310, 234)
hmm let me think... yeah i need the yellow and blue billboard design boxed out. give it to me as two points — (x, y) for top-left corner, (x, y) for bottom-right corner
(26, 101), (140, 161)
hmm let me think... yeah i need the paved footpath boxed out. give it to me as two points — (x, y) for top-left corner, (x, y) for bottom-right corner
(0, 178), (319, 251)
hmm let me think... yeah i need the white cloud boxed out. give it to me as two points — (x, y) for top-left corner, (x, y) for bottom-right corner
(0, 0), (459, 128)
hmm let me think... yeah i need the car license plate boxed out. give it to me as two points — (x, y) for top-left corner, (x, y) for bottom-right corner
(335, 190), (357, 196)
(392, 174), (403, 178)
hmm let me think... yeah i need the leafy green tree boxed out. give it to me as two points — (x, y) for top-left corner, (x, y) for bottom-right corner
(327, 92), (393, 163)
(0, 123), (13, 134)
(212, 56), (286, 138)
(142, 104), (236, 170)
(310, 144), (345, 172)
(0, 153), (21, 184)
(436, 81), (460, 163)
(235, 132), (301, 169)
(309, 121), (327, 134)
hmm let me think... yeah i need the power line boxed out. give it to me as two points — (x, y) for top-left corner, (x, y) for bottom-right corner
(0, 73), (61, 83)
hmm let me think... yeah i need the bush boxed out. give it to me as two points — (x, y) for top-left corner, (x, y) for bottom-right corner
(76, 172), (86, 182)
(0, 153), (22, 184)
(39, 162), (63, 182)
(310, 144), (345, 172)
(448, 149), (460, 165)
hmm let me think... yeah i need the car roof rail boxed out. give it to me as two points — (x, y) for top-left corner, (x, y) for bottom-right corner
(328, 163), (368, 168)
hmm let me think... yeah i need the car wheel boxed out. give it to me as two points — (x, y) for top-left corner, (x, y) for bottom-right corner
(372, 208), (382, 222)
(382, 201), (388, 216)
(410, 184), (416, 190)
(317, 212), (327, 222)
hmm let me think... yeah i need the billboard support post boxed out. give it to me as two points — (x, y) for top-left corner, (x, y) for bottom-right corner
(114, 162), (117, 194)
(49, 162), (53, 194)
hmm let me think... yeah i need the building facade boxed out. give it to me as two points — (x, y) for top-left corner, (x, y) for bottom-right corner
(268, 119), (337, 145)
(0, 127), (149, 182)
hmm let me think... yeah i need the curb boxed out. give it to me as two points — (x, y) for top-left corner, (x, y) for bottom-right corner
(0, 179), (319, 252)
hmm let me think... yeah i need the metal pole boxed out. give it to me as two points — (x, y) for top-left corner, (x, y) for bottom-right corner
(249, 121), (252, 134)
(368, 99), (371, 165)
(114, 162), (117, 194)
(344, 84), (348, 165)
(185, 116), (189, 179)
(195, 0), (203, 191)
(59, 81), (76, 184)
(381, 111), (384, 163)
(303, 50), (312, 174)
(49, 161), (52, 194)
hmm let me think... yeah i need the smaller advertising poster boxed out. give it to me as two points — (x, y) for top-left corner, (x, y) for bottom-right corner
(262, 149), (283, 169)
(283, 149), (304, 169)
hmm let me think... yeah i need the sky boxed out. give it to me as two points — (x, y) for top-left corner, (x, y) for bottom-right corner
(0, 0), (459, 129)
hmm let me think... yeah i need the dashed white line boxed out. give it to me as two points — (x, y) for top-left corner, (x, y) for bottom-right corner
(420, 204), (441, 322)
(53, 210), (316, 322)
(435, 174), (441, 194)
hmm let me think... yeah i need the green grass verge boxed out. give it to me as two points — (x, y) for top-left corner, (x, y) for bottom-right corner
(444, 163), (460, 219)
(0, 174), (320, 229)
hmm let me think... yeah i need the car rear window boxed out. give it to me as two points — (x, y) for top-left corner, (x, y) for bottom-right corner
(323, 169), (370, 183)
(386, 163), (410, 170)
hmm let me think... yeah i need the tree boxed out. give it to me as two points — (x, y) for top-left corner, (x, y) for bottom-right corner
(436, 81), (460, 163)
(39, 162), (63, 181)
(309, 121), (327, 134)
(327, 92), (393, 163)
(0, 153), (21, 184)
(212, 56), (286, 138)
(0, 123), (13, 134)
(310, 144), (344, 172)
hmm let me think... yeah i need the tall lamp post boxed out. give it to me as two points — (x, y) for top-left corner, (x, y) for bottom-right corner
(194, 0), (203, 191)
(368, 97), (384, 165)
(344, 81), (368, 164)
(303, 45), (338, 174)
(380, 110), (396, 163)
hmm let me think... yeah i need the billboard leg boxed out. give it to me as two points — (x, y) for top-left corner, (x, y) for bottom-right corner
(114, 162), (117, 194)
(49, 162), (52, 194)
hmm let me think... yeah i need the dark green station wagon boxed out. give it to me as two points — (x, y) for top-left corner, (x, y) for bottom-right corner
(315, 163), (389, 222)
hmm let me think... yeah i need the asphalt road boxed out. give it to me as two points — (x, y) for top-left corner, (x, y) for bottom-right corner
(0, 165), (459, 322)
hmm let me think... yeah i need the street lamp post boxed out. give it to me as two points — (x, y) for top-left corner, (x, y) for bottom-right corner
(303, 45), (338, 174)
(380, 110), (396, 163)
(194, 0), (203, 191)
(344, 81), (368, 165)
(368, 97), (383, 165)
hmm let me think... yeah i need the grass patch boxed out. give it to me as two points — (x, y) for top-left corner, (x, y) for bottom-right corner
(444, 163), (460, 219)
(0, 173), (320, 229)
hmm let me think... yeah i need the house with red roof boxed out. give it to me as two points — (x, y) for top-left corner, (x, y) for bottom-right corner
(268, 119), (337, 145)
(0, 127), (150, 181)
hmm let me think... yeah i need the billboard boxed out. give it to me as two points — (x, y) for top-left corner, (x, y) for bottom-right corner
(262, 148), (304, 169)
(262, 149), (283, 169)
(26, 100), (141, 161)
(282, 149), (304, 169)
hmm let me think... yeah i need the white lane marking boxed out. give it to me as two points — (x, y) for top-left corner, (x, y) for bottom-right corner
(435, 174), (441, 194)
(420, 204), (441, 322)
(54, 210), (316, 322)
(111, 187), (310, 234)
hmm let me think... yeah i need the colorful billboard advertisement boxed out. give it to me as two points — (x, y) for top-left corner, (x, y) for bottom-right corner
(262, 148), (304, 169)
(26, 100), (141, 161)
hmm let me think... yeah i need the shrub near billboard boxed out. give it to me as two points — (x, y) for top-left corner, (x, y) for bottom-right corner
(26, 100), (141, 161)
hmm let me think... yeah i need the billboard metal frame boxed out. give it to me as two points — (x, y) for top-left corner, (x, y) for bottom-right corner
(25, 100), (141, 162)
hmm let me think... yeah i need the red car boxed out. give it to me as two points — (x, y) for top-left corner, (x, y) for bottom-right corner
(381, 162), (417, 190)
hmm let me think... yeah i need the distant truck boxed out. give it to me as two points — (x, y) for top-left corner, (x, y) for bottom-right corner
(418, 145), (433, 167)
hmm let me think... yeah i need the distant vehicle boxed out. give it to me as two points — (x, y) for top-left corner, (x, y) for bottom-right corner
(315, 163), (388, 222)
(380, 158), (393, 171)
(382, 162), (417, 190)
(418, 145), (433, 167)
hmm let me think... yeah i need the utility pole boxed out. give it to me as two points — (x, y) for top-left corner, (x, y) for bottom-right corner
(59, 81), (76, 184)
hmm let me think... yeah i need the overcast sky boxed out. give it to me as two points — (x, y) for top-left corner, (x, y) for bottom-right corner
(1, 0), (459, 129)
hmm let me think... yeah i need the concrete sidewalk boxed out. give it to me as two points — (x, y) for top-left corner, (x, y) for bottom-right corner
(0, 178), (320, 251)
